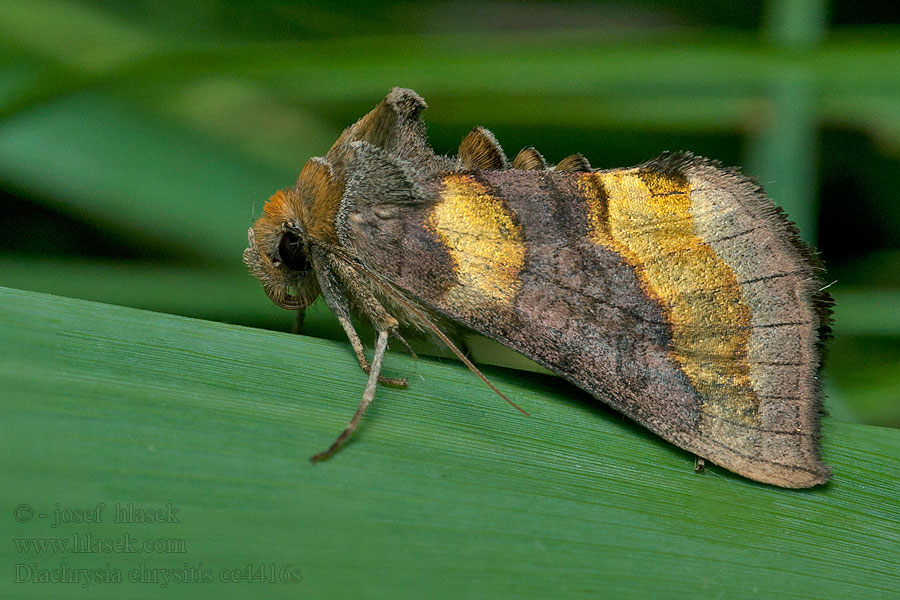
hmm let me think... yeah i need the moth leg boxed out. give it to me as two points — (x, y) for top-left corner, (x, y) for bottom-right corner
(310, 328), (389, 462)
(291, 308), (305, 335)
(313, 249), (408, 388)
(389, 328), (418, 361)
(328, 255), (417, 365)
(694, 456), (706, 474)
(335, 313), (408, 389)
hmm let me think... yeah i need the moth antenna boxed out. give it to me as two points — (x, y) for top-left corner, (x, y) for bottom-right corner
(458, 126), (508, 170)
(512, 147), (547, 170)
(554, 153), (592, 173)
(317, 241), (529, 416)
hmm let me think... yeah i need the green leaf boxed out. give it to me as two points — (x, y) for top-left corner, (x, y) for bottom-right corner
(0, 92), (291, 264)
(2, 286), (898, 599)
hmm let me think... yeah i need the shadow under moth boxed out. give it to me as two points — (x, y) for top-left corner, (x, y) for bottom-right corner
(244, 87), (832, 488)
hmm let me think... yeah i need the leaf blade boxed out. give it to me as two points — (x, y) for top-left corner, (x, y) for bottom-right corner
(1, 286), (898, 599)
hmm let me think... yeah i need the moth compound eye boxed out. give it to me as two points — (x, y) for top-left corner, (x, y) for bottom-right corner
(276, 231), (311, 272)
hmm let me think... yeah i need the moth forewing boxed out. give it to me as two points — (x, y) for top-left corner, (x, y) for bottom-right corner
(245, 87), (832, 488)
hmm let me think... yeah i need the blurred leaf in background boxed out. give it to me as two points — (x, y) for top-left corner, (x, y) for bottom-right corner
(0, 0), (898, 425)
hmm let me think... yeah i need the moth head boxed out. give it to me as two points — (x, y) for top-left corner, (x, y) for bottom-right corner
(244, 188), (321, 310)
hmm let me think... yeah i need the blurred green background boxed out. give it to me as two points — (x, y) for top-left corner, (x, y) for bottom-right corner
(1, 0), (898, 427)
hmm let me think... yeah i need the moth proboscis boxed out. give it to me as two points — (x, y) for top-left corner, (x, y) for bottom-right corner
(244, 87), (832, 488)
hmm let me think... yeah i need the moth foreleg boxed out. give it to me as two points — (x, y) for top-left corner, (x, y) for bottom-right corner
(313, 250), (407, 388)
(335, 312), (408, 389)
(329, 255), (416, 369)
(291, 308), (305, 335)
(310, 328), (390, 462)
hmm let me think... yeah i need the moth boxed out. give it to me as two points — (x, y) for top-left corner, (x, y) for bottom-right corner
(244, 87), (832, 488)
